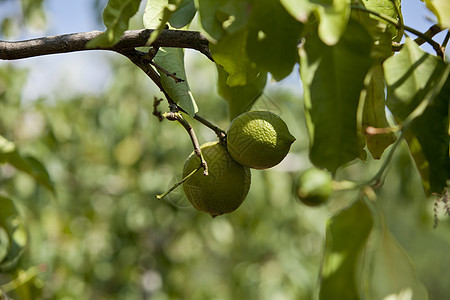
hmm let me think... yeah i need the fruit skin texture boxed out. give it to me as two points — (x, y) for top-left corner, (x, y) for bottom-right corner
(182, 141), (251, 217)
(297, 168), (333, 206)
(226, 111), (296, 170)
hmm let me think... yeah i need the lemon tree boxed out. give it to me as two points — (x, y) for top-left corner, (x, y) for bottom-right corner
(0, 1), (449, 299)
(182, 141), (251, 217)
(226, 111), (296, 170)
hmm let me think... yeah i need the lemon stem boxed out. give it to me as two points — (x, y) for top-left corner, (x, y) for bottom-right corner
(171, 113), (208, 175)
(156, 166), (203, 200)
(193, 114), (227, 142)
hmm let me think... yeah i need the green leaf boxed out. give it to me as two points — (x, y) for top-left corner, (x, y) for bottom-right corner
(154, 47), (198, 116)
(196, 0), (251, 41)
(299, 18), (373, 174)
(210, 29), (261, 87)
(246, 0), (303, 80)
(361, 64), (396, 159)
(384, 38), (446, 120)
(361, 0), (402, 41)
(384, 38), (449, 195)
(17, 155), (55, 194)
(0, 135), (55, 193)
(368, 230), (429, 300)
(319, 199), (373, 300)
(280, 0), (314, 22)
(169, 0), (196, 28)
(403, 78), (450, 195)
(217, 66), (267, 120)
(144, 0), (173, 28)
(316, 0), (350, 45)
(144, 0), (182, 43)
(87, 0), (142, 48)
(351, 9), (393, 60)
(425, 0), (450, 29)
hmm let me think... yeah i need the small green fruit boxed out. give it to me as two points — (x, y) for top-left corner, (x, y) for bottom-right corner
(297, 168), (332, 206)
(227, 110), (295, 170)
(182, 141), (251, 217)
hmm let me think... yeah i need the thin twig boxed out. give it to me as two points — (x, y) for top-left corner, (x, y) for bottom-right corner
(193, 114), (227, 142)
(152, 97), (165, 121)
(164, 112), (208, 175)
(155, 111), (208, 200)
(150, 60), (185, 83)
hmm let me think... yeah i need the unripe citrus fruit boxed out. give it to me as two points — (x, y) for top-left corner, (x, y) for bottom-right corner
(182, 141), (251, 217)
(226, 111), (296, 170)
(297, 168), (333, 206)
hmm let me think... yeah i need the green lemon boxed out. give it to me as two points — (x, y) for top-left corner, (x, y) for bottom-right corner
(226, 111), (296, 169)
(182, 141), (251, 217)
(297, 168), (333, 206)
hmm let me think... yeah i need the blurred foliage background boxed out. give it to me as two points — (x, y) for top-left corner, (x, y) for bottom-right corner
(1, 1), (450, 299)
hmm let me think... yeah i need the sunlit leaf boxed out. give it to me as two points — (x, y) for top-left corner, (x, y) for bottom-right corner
(316, 0), (350, 45)
(154, 47), (198, 116)
(368, 230), (429, 300)
(217, 66), (267, 120)
(87, 0), (142, 48)
(169, 0), (196, 28)
(299, 18), (373, 174)
(279, 0), (314, 22)
(351, 9), (393, 60)
(361, 65), (396, 159)
(246, 0), (303, 80)
(360, 0), (402, 41)
(210, 29), (261, 87)
(319, 199), (373, 300)
(425, 0), (450, 28)
(144, 0), (182, 43)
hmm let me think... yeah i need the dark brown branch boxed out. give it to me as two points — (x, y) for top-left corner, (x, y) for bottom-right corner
(393, 24), (446, 53)
(117, 43), (226, 140)
(0, 29), (212, 60)
(414, 24), (445, 46)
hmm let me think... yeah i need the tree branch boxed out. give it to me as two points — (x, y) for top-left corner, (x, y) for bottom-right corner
(393, 24), (445, 52)
(0, 29), (212, 60)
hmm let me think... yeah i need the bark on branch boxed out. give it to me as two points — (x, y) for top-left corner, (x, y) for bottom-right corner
(0, 29), (212, 60)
